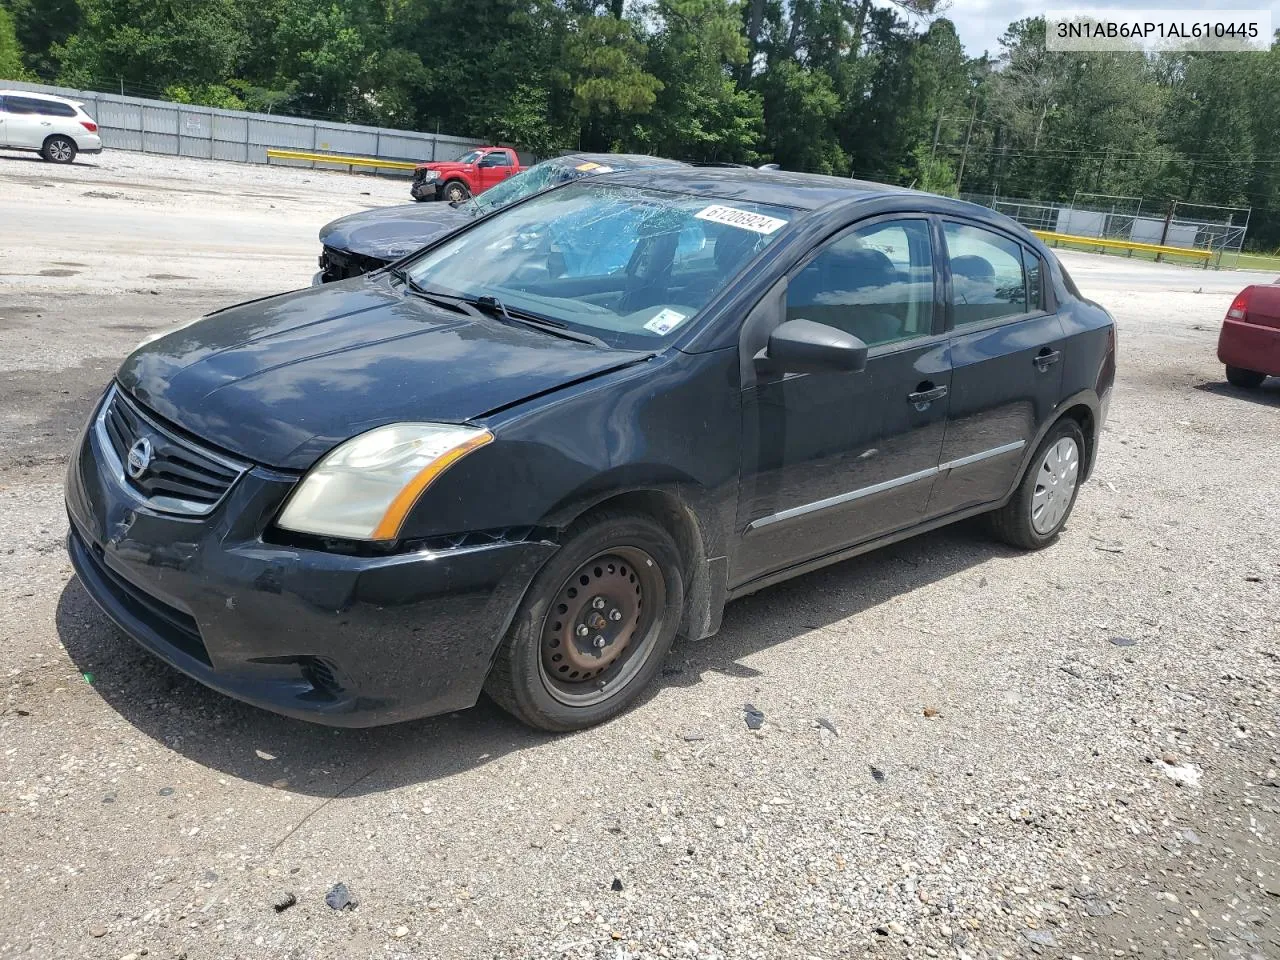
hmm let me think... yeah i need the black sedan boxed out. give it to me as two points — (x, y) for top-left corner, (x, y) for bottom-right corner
(315, 153), (684, 283)
(66, 168), (1116, 731)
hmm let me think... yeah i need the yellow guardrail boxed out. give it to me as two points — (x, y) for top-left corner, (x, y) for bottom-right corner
(1031, 229), (1214, 261)
(265, 148), (419, 171)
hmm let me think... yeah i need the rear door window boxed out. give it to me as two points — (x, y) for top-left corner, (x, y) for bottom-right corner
(944, 222), (1028, 327)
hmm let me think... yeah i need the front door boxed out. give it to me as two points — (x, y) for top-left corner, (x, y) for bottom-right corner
(927, 220), (1066, 516)
(479, 150), (516, 191)
(0, 95), (50, 148)
(733, 217), (951, 587)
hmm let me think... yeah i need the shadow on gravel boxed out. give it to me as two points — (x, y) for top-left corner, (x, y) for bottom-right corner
(55, 518), (1010, 799)
(1194, 378), (1280, 407)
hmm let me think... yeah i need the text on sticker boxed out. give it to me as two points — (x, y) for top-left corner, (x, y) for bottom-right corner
(694, 205), (787, 235)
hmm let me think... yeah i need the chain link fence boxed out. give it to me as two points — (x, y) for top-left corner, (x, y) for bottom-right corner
(3, 80), (527, 175)
(960, 191), (1251, 265)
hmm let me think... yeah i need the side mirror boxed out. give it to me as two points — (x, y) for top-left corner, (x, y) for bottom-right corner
(755, 319), (868, 374)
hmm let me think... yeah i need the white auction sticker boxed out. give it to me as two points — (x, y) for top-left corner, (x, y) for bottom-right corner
(694, 204), (787, 235)
(643, 308), (688, 335)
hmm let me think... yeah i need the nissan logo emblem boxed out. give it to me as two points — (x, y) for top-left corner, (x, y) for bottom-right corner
(126, 437), (153, 480)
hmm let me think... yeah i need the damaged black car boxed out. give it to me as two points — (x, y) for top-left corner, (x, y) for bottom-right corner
(66, 167), (1114, 731)
(314, 153), (684, 284)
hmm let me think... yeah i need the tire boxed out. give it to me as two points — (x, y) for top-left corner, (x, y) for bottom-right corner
(441, 180), (470, 203)
(1225, 365), (1266, 388)
(485, 509), (684, 732)
(42, 135), (77, 164)
(988, 418), (1086, 550)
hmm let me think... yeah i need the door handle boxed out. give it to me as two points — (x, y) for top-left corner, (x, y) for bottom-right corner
(1034, 348), (1061, 371)
(908, 383), (948, 407)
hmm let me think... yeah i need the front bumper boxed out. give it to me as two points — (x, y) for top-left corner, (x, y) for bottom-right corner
(316, 245), (391, 284)
(1218, 317), (1280, 376)
(65, 392), (556, 726)
(410, 178), (439, 201)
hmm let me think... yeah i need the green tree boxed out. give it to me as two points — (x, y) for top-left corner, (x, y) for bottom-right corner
(0, 4), (32, 79)
(54, 0), (247, 92)
(645, 0), (763, 162)
(6, 0), (79, 76)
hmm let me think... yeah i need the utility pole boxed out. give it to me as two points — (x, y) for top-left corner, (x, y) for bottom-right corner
(955, 108), (977, 194)
(1156, 202), (1174, 262)
(930, 113), (943, 161)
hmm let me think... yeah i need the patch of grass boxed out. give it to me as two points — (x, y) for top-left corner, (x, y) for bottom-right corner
(1043, 237), (1280, 274)
(1218, 251), (1280, 274)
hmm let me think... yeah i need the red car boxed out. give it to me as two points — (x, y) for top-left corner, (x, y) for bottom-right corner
(1218, 282), (1280, 388)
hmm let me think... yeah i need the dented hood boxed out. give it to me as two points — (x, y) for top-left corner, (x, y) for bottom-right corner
(319, 202), (473, 262)
(118, 276), (646, 470)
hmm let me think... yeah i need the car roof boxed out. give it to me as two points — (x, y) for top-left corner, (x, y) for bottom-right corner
(0, 89), (81, 106)
(554, 153), (685, 170)
(583, 165), (1034, 234)
(587, 166), (923, 211)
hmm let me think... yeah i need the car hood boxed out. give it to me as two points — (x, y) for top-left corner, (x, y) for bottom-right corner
(118, 277), (648, 470)
(319, 203), (473, 261)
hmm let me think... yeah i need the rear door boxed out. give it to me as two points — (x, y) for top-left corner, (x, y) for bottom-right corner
(733, 216), (951, 585)
(926, 219), (1065, 517)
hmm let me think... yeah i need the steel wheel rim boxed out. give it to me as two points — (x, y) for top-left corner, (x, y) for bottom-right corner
(446, 184), (466, 202)
(537, 545), (665, 708)
(1030, 436), (1080, 535)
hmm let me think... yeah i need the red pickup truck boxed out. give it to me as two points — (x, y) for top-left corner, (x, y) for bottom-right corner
(411, 146), (526, 203)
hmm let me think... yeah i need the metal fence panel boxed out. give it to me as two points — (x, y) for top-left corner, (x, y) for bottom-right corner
(315, 125), (379, 156)
(142, 132), (178, 154)
(143, 104), (178, 135)
(2, 81), (503, 178)
(211, 113), (247, 143)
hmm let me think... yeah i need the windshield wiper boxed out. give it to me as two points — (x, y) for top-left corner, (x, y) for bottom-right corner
(390, 268), (483, 318)
(470, 295), (608, 348)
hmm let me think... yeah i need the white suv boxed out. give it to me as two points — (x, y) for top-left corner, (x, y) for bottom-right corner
(0, 90), (103, 164)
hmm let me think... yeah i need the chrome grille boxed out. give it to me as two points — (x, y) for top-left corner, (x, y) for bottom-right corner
(95, 385), (249, 516)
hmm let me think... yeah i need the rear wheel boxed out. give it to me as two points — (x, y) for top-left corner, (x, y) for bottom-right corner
(1225, 365), (1266, 388)
(988, 418), (1085, 550)
(42, 135), (77, 164)
(485, 510), (683, 732)
(441, 180), (470, 203)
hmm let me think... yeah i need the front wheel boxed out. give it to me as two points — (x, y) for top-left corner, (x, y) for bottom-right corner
(42, 135), (77, 164)
(988, 419), (1085, 550)
(1226, 365), (1266, 388)
(485, 510), (684, 732)
(441, 180), (470, 203)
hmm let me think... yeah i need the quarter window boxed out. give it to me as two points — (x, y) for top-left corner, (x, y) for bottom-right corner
(1024, 249), (1043, 310)
(944, 222), (1028, 326)
(785, 219), (935, 348)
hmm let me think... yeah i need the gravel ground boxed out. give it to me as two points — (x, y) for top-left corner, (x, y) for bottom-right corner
(1, 150), (1278, 960)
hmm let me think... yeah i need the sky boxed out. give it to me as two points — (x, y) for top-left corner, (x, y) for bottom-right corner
(917, 0), (1280, 57)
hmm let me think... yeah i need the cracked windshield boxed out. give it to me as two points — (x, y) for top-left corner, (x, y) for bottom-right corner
(406, 184), (794, 347)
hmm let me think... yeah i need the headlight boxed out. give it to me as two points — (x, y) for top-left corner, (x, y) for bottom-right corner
(421, 170), (439, 181)
(276, 423), (493, 541)
(136, 315), (205, 350)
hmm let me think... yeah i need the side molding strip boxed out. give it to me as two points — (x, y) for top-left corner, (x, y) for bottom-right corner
(746, 466), (938, 533)
(745, 440), (1027, 534)
(937, 439), (1026, 472)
